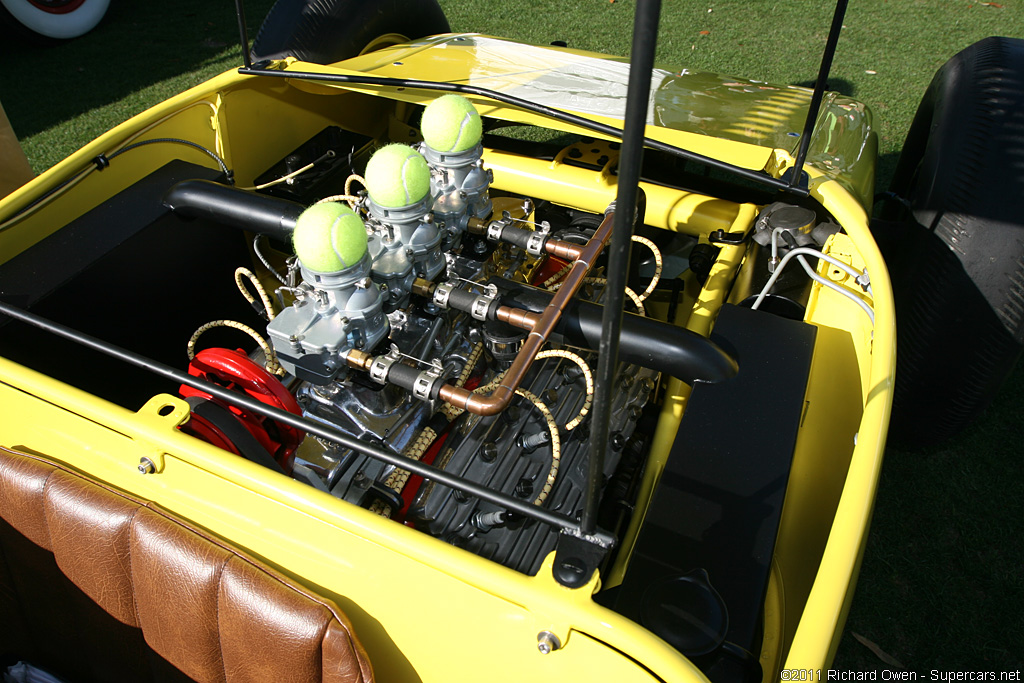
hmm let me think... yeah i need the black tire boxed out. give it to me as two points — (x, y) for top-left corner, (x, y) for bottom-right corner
(877, 37), (1024, 447)
(250, 0), (450, 66)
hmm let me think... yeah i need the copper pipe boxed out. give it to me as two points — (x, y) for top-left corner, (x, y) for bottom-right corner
(438, 207), (616, 416)
(495, 306), (542, 331)
(544, 239), (583, 261)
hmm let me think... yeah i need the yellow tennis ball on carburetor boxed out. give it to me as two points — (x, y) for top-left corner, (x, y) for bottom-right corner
(421, 94), (483, 153)
(364, 143), (431, 208)
(291, 202), (367, 273)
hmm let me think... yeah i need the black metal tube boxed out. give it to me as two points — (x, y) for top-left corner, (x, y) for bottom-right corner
(163, 180), (304, 242)
(493, 279), (738, 384)
(789, 0), (849, 188)
(0, 300), (587, 533)
(234, 0), (253, 70)
(237, 67), (809, 198)
(582, 0), (661, 536)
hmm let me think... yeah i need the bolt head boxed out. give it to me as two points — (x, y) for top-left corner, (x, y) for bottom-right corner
(481, 442), (498, 463)
(536, 631), (561, 654)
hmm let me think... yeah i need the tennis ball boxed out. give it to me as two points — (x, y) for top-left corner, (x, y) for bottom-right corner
(292, 202), (367, 272)
(421, 94), (482, 153)
(364, 143), (431, 208)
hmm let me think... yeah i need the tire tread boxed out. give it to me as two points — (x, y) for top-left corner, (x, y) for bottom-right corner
(883, 36), (1024, 445)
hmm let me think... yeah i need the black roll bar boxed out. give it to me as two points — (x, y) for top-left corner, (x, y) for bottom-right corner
(582, 0), (661, 536)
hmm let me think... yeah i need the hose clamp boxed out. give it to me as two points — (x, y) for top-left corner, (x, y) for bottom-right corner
(412, 372), (437, 400)
(470, 284), (498, 321)
(412, 359), (445, 401)
(486, 220), (505, 242)
(368, 344), (400, 384)
(433, 281), (456, 308)
(525, 231), (547, 257)
(471, 295), (492, 321)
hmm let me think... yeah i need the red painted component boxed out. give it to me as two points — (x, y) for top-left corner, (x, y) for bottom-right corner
(27, 0), (87, 14)
(179, 348), (304, 472)
(529, 254), (569, 288)
(400, 373), (482, 523)
(398, 428), (450, 524)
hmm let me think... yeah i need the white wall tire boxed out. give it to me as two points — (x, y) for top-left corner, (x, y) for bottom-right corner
(0, 0), (110, 40)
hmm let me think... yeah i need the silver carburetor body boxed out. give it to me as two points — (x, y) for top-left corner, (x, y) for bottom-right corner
(422, 142), (493, 249)
(365, 195), (446, 309)
(267, 251), (389, 384)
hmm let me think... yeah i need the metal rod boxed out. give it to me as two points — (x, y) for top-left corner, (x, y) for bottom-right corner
(0, 299), (585, 533)
(234, 0), (253, 70)
(237, 66), (810, 198)
(582, 0), (661, 536)
(789, 0), (849, 188)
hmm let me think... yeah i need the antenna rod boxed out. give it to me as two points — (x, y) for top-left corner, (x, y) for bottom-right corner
(790, 0), (849, 188)
(234, 0), (253, 69)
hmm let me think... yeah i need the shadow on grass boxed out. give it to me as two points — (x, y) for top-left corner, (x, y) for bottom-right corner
(0, 0), (274, 139)
(835, 148), (1024, 671)
(834, 357), (1024, 670)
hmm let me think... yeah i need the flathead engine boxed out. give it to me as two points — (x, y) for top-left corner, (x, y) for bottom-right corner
(184, 96), (662, 575)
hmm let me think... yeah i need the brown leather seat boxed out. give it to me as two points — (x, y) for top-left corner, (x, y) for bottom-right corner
(0, 446), (374, 683)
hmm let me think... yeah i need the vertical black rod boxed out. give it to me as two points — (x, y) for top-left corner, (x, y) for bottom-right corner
(789, 0), (849, 187)
(582, 0), (661, 536)
(235, 0), (253, 69)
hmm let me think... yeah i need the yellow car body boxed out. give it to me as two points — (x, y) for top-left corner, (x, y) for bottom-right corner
(0, 32), (893, 682)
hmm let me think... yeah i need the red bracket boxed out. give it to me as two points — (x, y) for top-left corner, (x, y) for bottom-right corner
(179, 348), (304, 472)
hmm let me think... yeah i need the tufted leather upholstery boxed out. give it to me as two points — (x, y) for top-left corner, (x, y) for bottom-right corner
(0, 446), (374, 683)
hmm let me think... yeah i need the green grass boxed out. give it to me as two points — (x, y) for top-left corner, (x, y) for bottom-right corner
(2, 0), (1022, 673)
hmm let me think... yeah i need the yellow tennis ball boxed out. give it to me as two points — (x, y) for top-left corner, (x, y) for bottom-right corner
(421, 94), (483, 153)
(292, 202), (367, 272)
(364, 143), (431, 208)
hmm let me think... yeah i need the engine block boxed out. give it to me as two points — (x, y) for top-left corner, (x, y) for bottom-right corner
(247, 132), (665, 574)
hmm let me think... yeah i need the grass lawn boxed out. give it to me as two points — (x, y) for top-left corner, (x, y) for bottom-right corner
(1, 0), (1021, 673)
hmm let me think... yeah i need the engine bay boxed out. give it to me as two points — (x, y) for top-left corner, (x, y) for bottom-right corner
(0, 109), (839, 585)
(173, 116), (682, 576)
(0, 83), (880, 674)
(0, 93), (852, 589)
